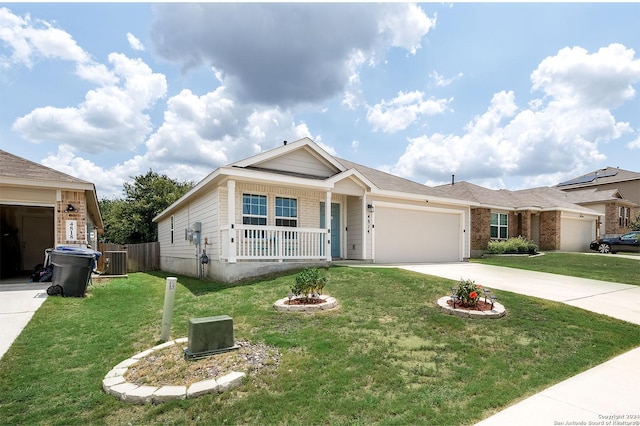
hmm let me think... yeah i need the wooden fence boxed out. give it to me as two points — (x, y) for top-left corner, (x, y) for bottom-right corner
(97, 241), (160, 273)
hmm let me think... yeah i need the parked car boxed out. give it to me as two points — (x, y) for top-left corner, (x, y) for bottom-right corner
(589, 231), (640, 254)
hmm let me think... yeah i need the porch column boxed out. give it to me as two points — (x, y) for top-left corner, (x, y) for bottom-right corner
(228, 180), (237, 263)
(362, 197), (368, 260)
(325, 192), (332, 261)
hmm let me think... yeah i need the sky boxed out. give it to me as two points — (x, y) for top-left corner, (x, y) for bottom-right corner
(1, 3), (639, 199)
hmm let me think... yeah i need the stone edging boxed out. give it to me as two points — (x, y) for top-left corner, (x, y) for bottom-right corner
(436, 296), (506, 319)
(102, 337), (245, 404)
(273, 295), (338, 312)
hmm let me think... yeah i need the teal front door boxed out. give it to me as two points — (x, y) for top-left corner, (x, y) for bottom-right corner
(320, 202), (340, 258)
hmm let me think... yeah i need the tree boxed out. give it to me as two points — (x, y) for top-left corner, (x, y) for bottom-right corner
(99, 170), (193, 244)
(631, 211), (640, 231)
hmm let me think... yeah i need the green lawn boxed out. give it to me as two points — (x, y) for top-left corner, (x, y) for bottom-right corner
(472, 252), (640, 286)
(1, 267), (639, 425)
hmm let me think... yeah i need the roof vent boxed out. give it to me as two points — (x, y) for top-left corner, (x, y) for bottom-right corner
(283, 140), (287, 146)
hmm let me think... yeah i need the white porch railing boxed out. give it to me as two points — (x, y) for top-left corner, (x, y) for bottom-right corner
(221, 225), (327, 261)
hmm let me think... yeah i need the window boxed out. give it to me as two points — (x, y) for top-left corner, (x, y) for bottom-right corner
(170, 215), (174, 244)
(624, 207), (630, 227)
(491, 213), (508, 239)
(619, 207), (624, 227)
(242, 194), (267, 226)
(275, 197), (297, 227)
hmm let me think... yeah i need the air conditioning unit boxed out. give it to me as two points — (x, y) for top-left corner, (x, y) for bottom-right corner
(104, 251), (127, 275)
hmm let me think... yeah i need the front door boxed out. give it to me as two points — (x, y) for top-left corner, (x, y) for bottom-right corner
(320, 202), (340, 258)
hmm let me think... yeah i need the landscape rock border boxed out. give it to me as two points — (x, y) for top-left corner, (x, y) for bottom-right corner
(436, 296), (506, 319)
(273, 295), (338, 312)
(102, 337), (245, 404)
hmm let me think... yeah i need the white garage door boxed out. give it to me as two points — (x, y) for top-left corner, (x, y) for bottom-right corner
(561, 218), (595, 252)
(375, 206), (461, 263)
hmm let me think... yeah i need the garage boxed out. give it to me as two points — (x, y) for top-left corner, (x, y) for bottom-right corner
(374, 205), (462, 263)
(560, 216), (597, 252)
(0, 149), (104, 281)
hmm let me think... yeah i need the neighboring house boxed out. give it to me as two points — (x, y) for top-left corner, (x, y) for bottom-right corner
(555, 167), (640, 237)
(153, 138), (475, 282)
(435, 181), (603, 257)
(563, 188), (638, 237)
(0, 149), (103, 278)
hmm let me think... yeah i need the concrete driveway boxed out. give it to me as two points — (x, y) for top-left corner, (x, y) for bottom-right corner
(400, 262), (640, 325)
(0, 283), (49, 360)
(392, 262), (640, 425)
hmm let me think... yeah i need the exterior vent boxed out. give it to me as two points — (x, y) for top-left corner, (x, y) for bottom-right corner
(104, 251), (127, 275)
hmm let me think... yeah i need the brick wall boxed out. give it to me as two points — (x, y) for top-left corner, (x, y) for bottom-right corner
(605, 202), (635, 235)
(471, 208), (491, 251)
(539, 210), (561, 250)
(56, 190), (87, 246)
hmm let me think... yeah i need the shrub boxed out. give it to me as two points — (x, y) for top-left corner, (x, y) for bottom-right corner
(453, 278), (482, 307)
(291, 268), (327, 298)
(486, 236), (538, 254)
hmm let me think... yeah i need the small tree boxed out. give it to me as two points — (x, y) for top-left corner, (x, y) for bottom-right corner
(630, 211), (640, 231)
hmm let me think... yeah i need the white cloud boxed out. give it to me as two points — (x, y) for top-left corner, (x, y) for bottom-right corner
(126, 33), (144, 51)
(628, 134), (640, 150)
(531, 43), (640, 109)
(40, 145), (138, 198)
(12, 53), (167, 154)
(378, 4), (436, 55)
(385, 44), (640, 185)
(430, 70), (463, 88)
(0, 7), (90, 69)
(367, 91), (451, 133)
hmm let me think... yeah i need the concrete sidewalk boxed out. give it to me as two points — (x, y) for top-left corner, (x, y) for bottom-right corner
(395, 262), (640, 425)
(0, 283), (49, 360)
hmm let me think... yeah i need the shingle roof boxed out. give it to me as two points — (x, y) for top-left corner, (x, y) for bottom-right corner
(563, 187), (638, 206)
(336, 157), (468, 200)
(0, 149), (89, 184)
(555, 167), (640, 189)
(435, 181), (599, 213)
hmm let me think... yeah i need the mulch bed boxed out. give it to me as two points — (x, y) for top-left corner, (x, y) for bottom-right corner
(446, 299), (496, 311)
(285, 297), (325, 305)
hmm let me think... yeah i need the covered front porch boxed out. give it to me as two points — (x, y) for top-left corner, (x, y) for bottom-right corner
(218, 178), (373, 264)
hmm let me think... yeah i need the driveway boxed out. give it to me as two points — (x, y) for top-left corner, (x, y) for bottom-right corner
(400, 262), (640, 325)
(392, 262), (640, 425)
(0, 283), (49, 360)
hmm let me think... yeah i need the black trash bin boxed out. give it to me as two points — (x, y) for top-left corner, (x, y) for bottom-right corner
(48, 247), (101, 297)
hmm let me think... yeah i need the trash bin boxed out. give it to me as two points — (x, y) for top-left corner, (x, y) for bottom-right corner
(47, 247), (102, 297)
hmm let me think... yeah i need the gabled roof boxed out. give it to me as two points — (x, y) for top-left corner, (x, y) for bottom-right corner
(0, 149), (103, 230)
(563, 187), (638, 206)
(231, 137), (345, 176)
(335, 158), (463, 200)
(0, 149), (90, 186)
(154, 138), (475, 222)
(556, 167), (640, 189)
(436, 181), (602, 215)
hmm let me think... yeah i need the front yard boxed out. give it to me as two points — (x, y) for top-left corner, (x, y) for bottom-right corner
(472, 252), (640, 286)
(1, 265), (639, 425)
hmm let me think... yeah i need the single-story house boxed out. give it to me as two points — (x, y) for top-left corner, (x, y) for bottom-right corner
(435, 181), (604, 257)
(0, 149), (103, 279)
(556, 167), (640, 237)
(153, 137), (475, 282)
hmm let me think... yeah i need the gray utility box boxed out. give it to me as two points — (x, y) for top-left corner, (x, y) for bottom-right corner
(185, 315), (239, 360)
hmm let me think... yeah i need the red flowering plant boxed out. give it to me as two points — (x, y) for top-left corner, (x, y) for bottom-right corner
(453, 278), (482, 307)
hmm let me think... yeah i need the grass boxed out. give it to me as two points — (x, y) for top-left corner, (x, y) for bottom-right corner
(1, 266), (639, 425)
(472, 252), (640, 286)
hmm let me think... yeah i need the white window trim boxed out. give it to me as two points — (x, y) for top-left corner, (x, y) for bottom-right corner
(242, 193), (267, 226)
(491, 212), (509, 239)
(275, 196), (298, 227)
